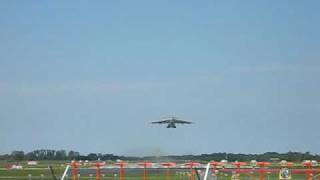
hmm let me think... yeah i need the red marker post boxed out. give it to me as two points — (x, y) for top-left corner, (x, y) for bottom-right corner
(232, 162), (247, 174)
(303, 161), (313, 180)
(161, 162), (176, 180)
(115, 162), (128, 180)
(91, 161), (106, 180)
(185, 162), (201, 180)
(68, 161), (81, 180)
(137, 162), (153, 180)
(210, 161), (224, 175)
(256, 162), (271, 180)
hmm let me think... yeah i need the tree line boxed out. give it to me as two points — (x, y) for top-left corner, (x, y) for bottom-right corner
(0, 150), (123, 161)
(1, 150), (320, 162)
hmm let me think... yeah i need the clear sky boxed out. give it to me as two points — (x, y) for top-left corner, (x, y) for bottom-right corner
(0, 0), (319, 156)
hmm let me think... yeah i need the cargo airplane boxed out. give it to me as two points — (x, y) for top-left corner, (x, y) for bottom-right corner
(152, 117), (193, 128)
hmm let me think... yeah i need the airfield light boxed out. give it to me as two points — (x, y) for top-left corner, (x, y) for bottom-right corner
(161, 162), (176, 180)
(250, 160), (257, 168)
(68, 161), (81, 180)
(115, 162), (128, 180)
(278, 160), (293, 180)
(256, 162), (271, 180)
(311, 160), (318, 166)
(184, 162), (200, 180)
(137, 162), (153, 180)
(91, 161), (106, 180)
(279, 160), (293, 167)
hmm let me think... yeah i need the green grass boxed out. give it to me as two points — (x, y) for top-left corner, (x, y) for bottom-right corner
(0, 160), (318, 179)
(0, 169), (315, 180)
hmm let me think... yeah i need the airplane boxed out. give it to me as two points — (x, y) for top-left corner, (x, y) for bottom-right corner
(152, 117), (193, 128)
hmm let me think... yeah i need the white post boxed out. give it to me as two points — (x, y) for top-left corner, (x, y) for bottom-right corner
(204, 163), (210, 180)
(61, 165), (70, 180)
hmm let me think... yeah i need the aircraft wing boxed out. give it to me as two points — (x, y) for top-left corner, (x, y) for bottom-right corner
(151, 120), (171, 124)
(173, 119), (193, 124)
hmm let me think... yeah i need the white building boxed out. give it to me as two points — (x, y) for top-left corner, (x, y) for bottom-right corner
(11, 165), (23, 169)
(27, 161), (38, 165)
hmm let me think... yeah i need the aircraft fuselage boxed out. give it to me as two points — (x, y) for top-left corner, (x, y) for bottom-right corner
(166, 122), (177, 128)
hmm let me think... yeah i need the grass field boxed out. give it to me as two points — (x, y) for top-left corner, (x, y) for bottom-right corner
(0, 161), (318, 179)
(0, 168), (315, 180)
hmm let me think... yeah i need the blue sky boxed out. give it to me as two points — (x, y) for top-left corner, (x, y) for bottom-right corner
(0, 0), (319, 156)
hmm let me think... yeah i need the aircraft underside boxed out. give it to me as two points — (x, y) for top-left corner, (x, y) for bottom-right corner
(166, 123), (176, 128)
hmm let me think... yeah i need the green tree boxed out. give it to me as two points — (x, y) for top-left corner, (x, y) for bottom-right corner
(11, 151), (24, 161)
(55, 150), (67, 160)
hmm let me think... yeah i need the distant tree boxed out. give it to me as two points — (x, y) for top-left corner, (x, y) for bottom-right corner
(2, 150), (320, 162)
(55, 150), (67, 160)
(11, 151), (24, 161)
(25, 152), (37, 160)
(68, 151), (80, 160)
(101, 154), (119, 161)
(0, 154), (10, 160)
(79, 155), (87, 160)
(87, 153), (98, 161)
(47, 150), (56, 160)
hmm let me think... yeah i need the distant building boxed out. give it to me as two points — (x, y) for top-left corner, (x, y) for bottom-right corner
(11, 165), (23, 169)
(270, 158), (280, 162)
(27, 161), (38, 165)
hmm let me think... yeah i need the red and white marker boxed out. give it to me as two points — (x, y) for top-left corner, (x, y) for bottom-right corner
(161, 162), (176, 180)
(137, 162), (153, 180)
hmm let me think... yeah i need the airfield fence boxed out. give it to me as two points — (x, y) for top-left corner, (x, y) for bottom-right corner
(1, 167), (320, 180)
(2, 160), (320, 180)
